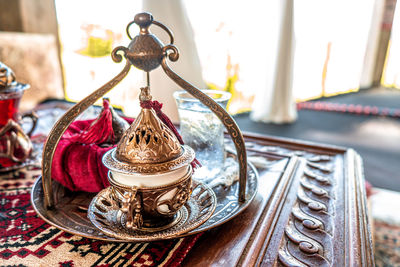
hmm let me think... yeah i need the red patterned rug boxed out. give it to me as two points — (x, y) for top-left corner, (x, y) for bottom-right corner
(0, 166), (201, 267)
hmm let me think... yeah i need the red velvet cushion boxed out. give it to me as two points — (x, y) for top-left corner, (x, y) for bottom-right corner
(51, 118), (133, 193)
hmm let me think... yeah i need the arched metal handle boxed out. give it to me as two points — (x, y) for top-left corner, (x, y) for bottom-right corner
(161, 46), (248, 202)
(126, 12), (174, 45)
(41, 60), (131, 208)
(21, 111), (38, 137)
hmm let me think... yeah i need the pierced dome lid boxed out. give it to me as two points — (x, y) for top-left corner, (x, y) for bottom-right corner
(116, 107), (182, 164)
(102, 100), (194, 175)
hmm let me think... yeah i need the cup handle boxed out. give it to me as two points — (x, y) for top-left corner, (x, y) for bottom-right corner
(21, 111), (38, 137)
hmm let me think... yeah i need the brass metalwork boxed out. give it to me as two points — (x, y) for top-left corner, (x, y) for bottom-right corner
(41, 61), (131, 208)
(115, 106), (182, 165)
(0, 119), (32, 163)
(139, 86), (152, 102)
(31, 152), (257, 241)
(88, 179), (216, 241)
(103, 145), (194, 174)
(0, 112), (37, 170)
(107, 166), (192, 230)
(41, 11), (247, 214)
(0, 62), (29, 92)
(121, 12), (175, 72)
(0, 63), (16, 90)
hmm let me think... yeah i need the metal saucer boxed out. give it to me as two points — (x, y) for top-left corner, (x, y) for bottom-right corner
(31, 153), (258, 242)
(87, 180), (216, 242)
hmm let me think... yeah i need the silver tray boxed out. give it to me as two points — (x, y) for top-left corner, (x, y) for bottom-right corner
(31, 154), (258, 242)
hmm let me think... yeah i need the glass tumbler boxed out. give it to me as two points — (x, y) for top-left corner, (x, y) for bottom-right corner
(174, 89), (231, 179)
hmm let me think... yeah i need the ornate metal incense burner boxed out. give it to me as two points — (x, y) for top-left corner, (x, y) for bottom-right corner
(107, 167), (193, 230)
(102, 87), (196, 230)
(0, 62), (37, 170)
(38, 12), (249, 237)
(42, 12), (247, 207)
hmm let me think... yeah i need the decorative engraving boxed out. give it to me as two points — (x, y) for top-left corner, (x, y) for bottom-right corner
(195, 161), (258, 231)
(112, 186), (143, 229)
(300, 178), (330, 198)
(41, 61), (132, 208)
(107, 167), (192, 229)
(279, 244), (308, 267)
(0, 119), (32, 163)
(87, 180), (217, 242)
(291, 203), (323, 230)
(284, 220), (323, 254)
(156, 178), (192, 215)
(279, 157), (334, 266)
(116, 108), (182, 164)
(307, 161), (333, 173)
(103, 145), (194, 174)
(307, 155), (332, 162)
(304, 169), (331, 185)
(297, 187), (327, 212)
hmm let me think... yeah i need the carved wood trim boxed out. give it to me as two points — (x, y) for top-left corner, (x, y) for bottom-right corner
(237, 157), (301, 267)
(182, 133), (375, 267)
(276, 158), (334, 266)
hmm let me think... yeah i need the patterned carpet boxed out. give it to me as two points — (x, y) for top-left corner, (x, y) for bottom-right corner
(371, 188), (400, 267)
(375, 221), (400, 267)
(0, 166), (201, 267)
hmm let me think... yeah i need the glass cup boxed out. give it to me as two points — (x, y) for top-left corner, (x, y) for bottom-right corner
(0, 89), (37, 168)
(174, 89), (231, 180)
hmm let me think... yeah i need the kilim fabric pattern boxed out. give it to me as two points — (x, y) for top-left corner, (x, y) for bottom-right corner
(0, 166), (201, 267)
(374, 221), (400, 267)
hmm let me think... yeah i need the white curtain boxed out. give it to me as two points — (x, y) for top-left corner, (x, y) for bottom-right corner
(360, 0), (386, 88)
(383, 1), (400, 88)
(250, 0), (297, 123)
(56, 0), (379, 123)
(142, 0), (206, 123)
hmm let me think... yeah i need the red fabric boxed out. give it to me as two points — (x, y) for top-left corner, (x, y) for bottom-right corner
(70, 99), (115, 144)
(51, 101), (133, 193)
(0, 167), (202, 266)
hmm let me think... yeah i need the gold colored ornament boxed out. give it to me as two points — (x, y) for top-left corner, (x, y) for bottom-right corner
(103, 84), (196, 231)
(41, 12), (247, 208)
(116, 106), (182, 165)
(37, 11), (249, 238)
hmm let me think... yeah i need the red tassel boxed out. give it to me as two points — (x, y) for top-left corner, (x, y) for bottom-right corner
(71, 99), (115, 144)
(191, 159), (202, 169)
(141, 100), (202, 169)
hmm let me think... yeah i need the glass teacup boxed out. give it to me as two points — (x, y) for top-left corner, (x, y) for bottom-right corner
(0, 63), (37, 168)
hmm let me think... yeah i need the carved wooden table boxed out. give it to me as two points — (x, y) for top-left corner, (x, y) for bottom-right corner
(27, 103), (374, 266)
(182, 132), (375, 267)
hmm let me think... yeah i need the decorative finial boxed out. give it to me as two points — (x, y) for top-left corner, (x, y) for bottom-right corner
(0, 62), (16, 91)
(139, 87), (152, 102)
(0, 61), (29, 93)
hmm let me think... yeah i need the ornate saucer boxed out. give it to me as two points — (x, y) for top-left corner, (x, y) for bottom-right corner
(31, 153), (258, 242)
(88, 180), (216, 241)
